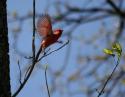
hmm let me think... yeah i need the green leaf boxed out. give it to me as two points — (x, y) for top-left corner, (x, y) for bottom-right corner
(112, 42), (122, 58)
(103, 49), (114, 56)
(112, 42), (122, 52)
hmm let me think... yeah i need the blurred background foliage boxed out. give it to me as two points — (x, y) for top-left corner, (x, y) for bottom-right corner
(8, 0), (125, 97)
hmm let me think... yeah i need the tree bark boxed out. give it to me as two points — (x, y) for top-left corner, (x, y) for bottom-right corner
(0, 0), (11, 97)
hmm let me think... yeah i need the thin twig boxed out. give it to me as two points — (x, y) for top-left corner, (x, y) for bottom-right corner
(17, 60), (22, 85)
(12, 41), (68, 97)
(107, 0), (121, 12)
(12, 1), (69, 96)
(24, 56), (33, 59)
(32, 0), (36, 60)
(105, 70), (124, 97)
(12, 40), (69, 97)
(37, 40), (69, 62)
(45, 66), (51, 97)
(12, 0), (36, 97)
(106, 0), (124, 17)
(97, 58), (120, 97)
(24, 65), (31, 80)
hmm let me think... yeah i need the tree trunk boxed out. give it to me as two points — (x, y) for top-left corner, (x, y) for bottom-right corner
(0, 0), (11, 97)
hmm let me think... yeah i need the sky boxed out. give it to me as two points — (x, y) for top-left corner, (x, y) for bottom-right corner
(7, 0), (119, 97)
(7, 0), (78, 97)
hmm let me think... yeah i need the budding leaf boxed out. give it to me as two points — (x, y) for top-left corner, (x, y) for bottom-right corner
(112, 42), (122, 59)
(103, 49), (114, 56)
(112, 42), (122, 51)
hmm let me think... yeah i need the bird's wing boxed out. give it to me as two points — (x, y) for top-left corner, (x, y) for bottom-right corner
(37, 14), (53, 37)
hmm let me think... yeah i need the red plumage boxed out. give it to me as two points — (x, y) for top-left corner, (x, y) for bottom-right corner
(37, 14), (63, 49)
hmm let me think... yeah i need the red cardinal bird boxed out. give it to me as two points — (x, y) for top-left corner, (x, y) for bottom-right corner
(36, 14), (63, 59)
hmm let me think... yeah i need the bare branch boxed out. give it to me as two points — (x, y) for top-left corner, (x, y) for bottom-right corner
(17, 60), (22, 85)
(12, 0), (36, 96)
(45, 66), (51, 97)
(97, 58), (121, 97)
(32, 0), (36, 61)
(37, 40), (69, 62)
